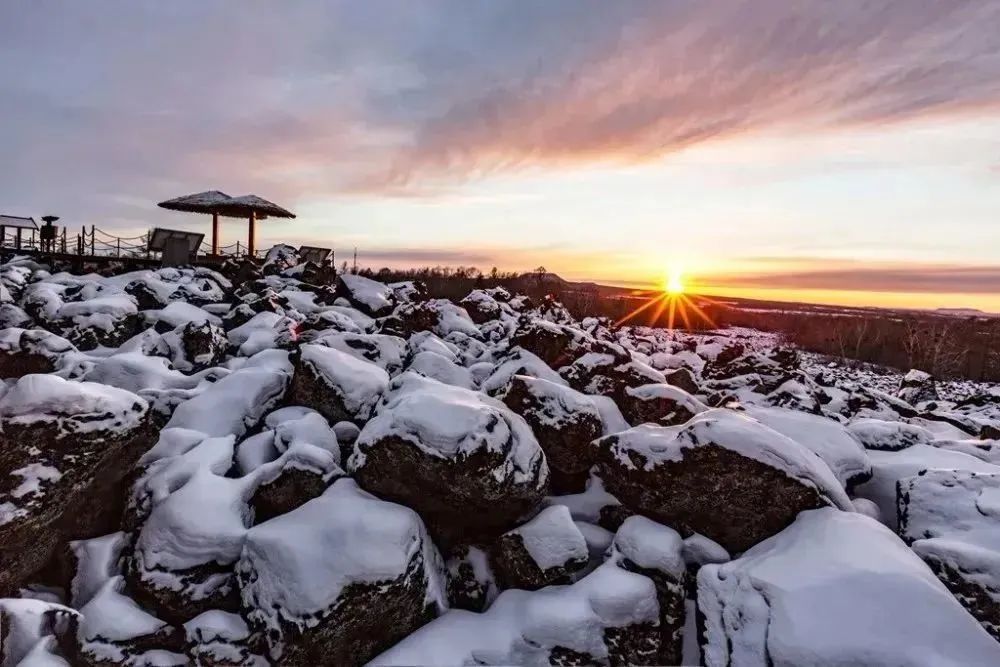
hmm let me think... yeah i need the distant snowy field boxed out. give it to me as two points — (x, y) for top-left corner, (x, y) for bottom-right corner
(2, 246), (1000, 666)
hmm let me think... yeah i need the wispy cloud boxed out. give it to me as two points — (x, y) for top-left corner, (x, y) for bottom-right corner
(703, 261), (1000, 295)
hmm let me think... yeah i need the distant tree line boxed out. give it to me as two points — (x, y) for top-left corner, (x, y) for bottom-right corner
(342, 264), (1000, 381)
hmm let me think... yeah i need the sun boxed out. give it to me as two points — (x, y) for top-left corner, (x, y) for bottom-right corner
(663, 266), (685, 295)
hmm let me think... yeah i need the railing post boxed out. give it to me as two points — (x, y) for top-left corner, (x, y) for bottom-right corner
(117, 237), (121, 257)
(61, 228), (66, 253)
(236, 241), (241, 257)
(91, 225), (95, 255)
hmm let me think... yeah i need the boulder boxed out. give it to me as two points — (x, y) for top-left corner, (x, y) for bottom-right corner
(593, 409), (852, 553)
(608, 516), (687, 666)
(853, 445), (1000, 530)
(620, 383), (709, 427)
(371, 561), (661, 666)
(0, 328), (75, 379)
(492, 505), (588, 591)
(0, 375), (153, 596)
(310, 332), (406, 376)
(391, 299), (480, 339)
(182, 609), (266, 667)
(663, 367), (700, 395)
(289, 344), (389, 424)
(236, 479), (446, 666)
(744, 405), (872, 490)
(480, 347), (566, 396)
(500, 375), (604, 493)
(898, 369), (939, 405)
(898, 469), (1000, 639)
(509, 320), (597, 369)
(444, 545), (498, 613)
(699, 508), (1000, 667)
(160, 321), (228, 373)
(349, 373), (548, 545)
(0, 598), (78, 667)
(847, 417), (932, 451)
(459, 289), (506, 324)
(335, 274), (396, 317)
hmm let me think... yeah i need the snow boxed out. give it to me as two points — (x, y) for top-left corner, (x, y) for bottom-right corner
(406, 350), (475, 389)
(602, 408), (853, 510)
(165, 349), (291, 438)
(504, 505), (588, 571)
(609, 515), (685, 579)
(237, 478), (445, 644)
(699, 508), (1000, 667)
(145, 300), (221, 329)
(545, 473), (621, 524)
(0, 373), (147, 435)
(744, 405), (871, 487)
(78, 576), (168, 646)
(371, 561), (658, 666)
(338, 274), (395, 314)
(69, 531), (126, 608)
(480, 347), (567, 395)
(898, 469), (1000, 616)
(848, 417), (932, 451)
(854, 445), (1000, 529)
(300, 343), (389, 417)
(0, 599), (77, 667)
(352, 372), (546, 486)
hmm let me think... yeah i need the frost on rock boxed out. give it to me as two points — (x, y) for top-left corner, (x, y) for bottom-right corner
(350, 373), (548, 545)
(898, 469), (1000, 639)
(0, 375), (152, 596)
(492, 505), (588, 591)
(744, 405), (872, 490)
(500, 375), (604, 493)
(290, 343), (389, 424)
(371, 561), (661, 667)
(236, 478), (445, 665)
(853, 445), (1000, 530)
(594, 408), (852, 552)
(698, 508), (1000, 667)
(608, 516), (686, 666)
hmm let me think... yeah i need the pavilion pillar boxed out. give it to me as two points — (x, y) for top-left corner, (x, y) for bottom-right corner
(247, 210), (256, 257)
(211, 213), (219, 255)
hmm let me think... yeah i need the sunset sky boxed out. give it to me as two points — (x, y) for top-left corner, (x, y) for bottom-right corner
(2, 2), (1000, 310)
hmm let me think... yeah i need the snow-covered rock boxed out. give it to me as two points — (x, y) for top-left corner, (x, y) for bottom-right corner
(898, 469), (1000, 639)
(699, 508), (1000, 667)
(349, 373), (548, 545)
(621, 383), (709, 427)
(593, 408), (852, 552)
(236, 478), (445, 665)
(290, 343), (389, 424)
(492, 505), (588, 590)
(744, 405), (872, 489)
(371, 561), (661, 666)
(608, 516), (687, 666)
(853, 445), (1000, 530)
(500, 375), (604, 493)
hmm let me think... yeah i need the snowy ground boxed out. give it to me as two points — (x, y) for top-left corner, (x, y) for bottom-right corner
(2, 247), (1000, 666)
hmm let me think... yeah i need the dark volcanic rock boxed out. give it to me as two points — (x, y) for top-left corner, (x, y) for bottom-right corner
(619, 383), (709, 427)
(492, 505), (588, 591)
(609, 516), (687, 667)
(664, 367), (700, 395)
(898, 369), (939, 405)
(288, 343), (389, 424)
(444, 545), (498, 613)
(0, 375), (153, 597)
(509, 320), (598, 369)
(500, 375), (604, 493)
(237, 479), (445, 666)
(349, 372), (549, 546)
(0, 327), (75, 379)
(593, 408), (852, 553)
